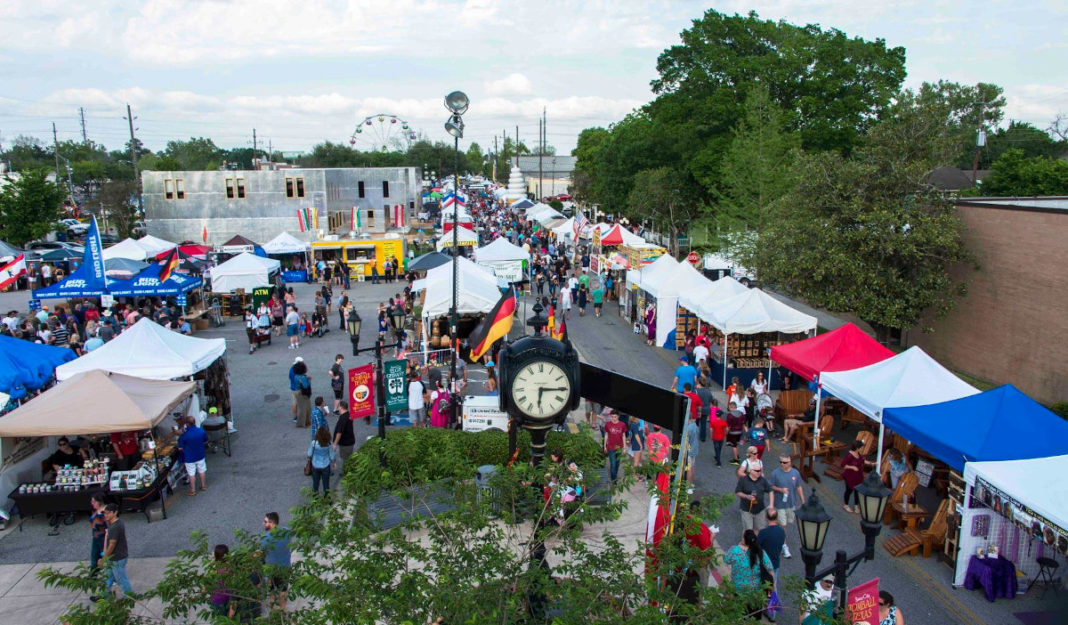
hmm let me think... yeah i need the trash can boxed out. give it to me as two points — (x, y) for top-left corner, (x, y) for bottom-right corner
(475, 464), (500, 515)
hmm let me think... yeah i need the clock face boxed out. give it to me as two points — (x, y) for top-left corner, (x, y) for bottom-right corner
(510, 360), (572, 419)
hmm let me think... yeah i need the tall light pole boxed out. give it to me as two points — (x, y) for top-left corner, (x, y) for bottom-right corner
(444, 90), (469, 426)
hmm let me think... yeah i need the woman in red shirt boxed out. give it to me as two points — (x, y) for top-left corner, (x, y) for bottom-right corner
(840, 439), (873, 514)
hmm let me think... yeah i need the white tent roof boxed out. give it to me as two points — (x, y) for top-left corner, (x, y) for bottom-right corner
(137, 235), (177, 257)
(819, 346), (980, 423)
(55, 317), (226, 381)
(415, 256), (503, 318)
(103, 238), (149, 261)
(436, 227), (478, 250)
(210, 252), (281, 292)
(699, 288), (818, 335)
(612, 226), (646, 246)
(964, 455), (1068, 533)
(263, 232), (310, 254)
(551, 218), (575, 240)
(475, 237), (530, 262)
(630, 253), (678, 293)
(646, 260), (708, 299)
(679, 276), (748, 313)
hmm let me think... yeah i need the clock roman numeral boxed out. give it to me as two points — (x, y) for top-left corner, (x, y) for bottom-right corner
(555, 396), (564, 404)
(538, 364), (544, 373)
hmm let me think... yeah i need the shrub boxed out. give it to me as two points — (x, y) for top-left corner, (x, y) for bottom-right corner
(1050, 402), (1068, 421)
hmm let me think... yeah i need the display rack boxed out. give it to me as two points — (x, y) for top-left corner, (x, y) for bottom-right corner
(943, 470), (965, 568)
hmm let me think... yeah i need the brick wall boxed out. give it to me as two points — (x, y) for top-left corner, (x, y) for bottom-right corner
(909, 202), (1068, 404)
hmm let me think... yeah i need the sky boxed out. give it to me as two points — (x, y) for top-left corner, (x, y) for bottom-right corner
(1, 0), (1066, 160)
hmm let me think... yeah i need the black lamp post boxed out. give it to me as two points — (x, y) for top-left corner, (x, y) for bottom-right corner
(797, 473), (892, 616)
(347, 308), (362, 357)
(390, 305), (406, 339)
(444, 89), (468, 428)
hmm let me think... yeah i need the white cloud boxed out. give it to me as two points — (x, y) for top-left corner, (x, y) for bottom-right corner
(484, 73), (533, 96)
(1004, 84), (1068, 125)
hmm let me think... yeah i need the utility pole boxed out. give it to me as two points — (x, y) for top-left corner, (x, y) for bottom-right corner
(52, 122), (61, 180)
(79, 108), (89, 145)
(125, 104), (143, 217)
(252, 128), (258, 165)
(538, 116), (543, 199)
(493, 135), (498, 182)
(972, 97), (986, 184)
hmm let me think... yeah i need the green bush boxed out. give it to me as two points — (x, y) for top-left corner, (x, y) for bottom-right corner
(343, 426), (603, 497)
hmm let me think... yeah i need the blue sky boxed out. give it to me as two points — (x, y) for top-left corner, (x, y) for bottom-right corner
(1, 0), (1065, 158)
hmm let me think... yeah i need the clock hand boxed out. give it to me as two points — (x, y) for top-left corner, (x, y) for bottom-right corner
(539, 387), (569, 392)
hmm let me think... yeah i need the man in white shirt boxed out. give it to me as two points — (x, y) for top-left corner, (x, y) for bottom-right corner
(408, 374), (427, 426)
(693, 341), (710, 370)
(1, 311), (19, 333)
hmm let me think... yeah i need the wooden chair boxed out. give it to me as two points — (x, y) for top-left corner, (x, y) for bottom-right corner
(775, 390), (811, 420)
(840, 407), (868, 429)
(883, 498), (951, 558)
(883, 473), (919, 525)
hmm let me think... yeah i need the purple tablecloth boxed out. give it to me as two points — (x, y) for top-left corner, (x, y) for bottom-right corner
(964, 555), (1018, 602)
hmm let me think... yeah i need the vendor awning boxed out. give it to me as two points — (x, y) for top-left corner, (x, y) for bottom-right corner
(769, 323), (894, 383)
(699, 288), (817, 335)
(0, 371), (196, 437)
(263, 232), (311, 255)
(0, 335), (76, 399)
(963, 454), (1068, 537)
(884, 385), (1068, 471)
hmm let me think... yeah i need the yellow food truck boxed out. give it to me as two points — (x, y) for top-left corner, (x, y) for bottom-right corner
(311, 237), (407, 278)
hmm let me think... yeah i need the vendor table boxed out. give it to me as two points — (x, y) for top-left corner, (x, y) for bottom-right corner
(891, 502), (930, 530)
(282, 269), (308, 283)
(8, 486), (109, 530)
(116, 463), (172, 523)
(964, 555), (1018, 602)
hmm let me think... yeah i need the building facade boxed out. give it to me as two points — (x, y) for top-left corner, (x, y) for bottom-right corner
(143, 167), (422, 244)
(909, 197), (1068, 404)
(516, 155), (575, 198)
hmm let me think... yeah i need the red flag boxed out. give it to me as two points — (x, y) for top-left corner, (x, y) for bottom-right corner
(0, 254), (27, 290)
(348, 364), (375, 419)
(201, 225), (208, 243)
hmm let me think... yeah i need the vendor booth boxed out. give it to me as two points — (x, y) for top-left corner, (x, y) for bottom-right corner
(263, 231), (311, 282)
(135, 235), (177, 257)
(0, 335), (76, 401)
(769, 323), (894, 384)
(1, 371), (197, 526)
(412, 257), (504, 352)
(624, 253), (677, 333)
(474, 237), (529, 284)
(698, 288), (817, 391)
(218, 234), (265, 257)
(882, 387), (1068, 592)
(646, 260), (710, 349)
(209, 252), (280, 293)
(819, 346), (979, 464)
(311, 237), (406, 279)
(107, 262), (202, 298)
(408, 251), (452, 273)
(436, 226), (479, 251)
(103, 238), (150, 261)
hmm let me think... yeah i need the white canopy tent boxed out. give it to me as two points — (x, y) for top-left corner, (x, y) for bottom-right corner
(678, 276), (748, 314)
(413, 256), (503, 320)
(551, 218), (575, 242)
(209, 252), (281, 292)
(136, 235), (178, 257)
(103, 238), (149, 261)
(474, 237), (529, 283)
(642, 261), (712, 349)
(436, 227), (479, 250)
(819, 346), (980, 461)
(262, 232), (311, 255)
(700, 288), (818, 392)
(624, 255), (679, 347)
(56, 318), (226, 381)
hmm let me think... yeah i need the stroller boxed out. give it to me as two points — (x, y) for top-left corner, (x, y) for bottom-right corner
(755, 392), (775, 436)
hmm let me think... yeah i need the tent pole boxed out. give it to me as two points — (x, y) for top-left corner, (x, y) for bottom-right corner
(876, 422), (885, 468)
(813, 378), (822, 451)
(722, 333), (728, 391)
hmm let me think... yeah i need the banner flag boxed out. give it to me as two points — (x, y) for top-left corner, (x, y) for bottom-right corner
(349, 364), (375, 419)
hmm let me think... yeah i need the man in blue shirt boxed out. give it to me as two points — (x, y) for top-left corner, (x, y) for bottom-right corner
(261, 511), (292, 613)
(177, 416), (209, 495)
(672, 355), (698, 394)
(289, 357), (303, 423)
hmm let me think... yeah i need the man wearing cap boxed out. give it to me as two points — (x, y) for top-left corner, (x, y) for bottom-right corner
(801, 575), (835, 624)
(289, 357), (304, 423)
(671, 355), (698, 394)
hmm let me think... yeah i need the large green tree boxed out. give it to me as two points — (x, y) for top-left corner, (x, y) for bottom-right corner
(162, 137), (225, 171)
(627, 166), (703, 256)
(92, 180), (139, 238)
(714, 84), (801, 232)
(741, 87), (973, 337)
(0, 169), (67, 246)
(980, 148), (1068, 196)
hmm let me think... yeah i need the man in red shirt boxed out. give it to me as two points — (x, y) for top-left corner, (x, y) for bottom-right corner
(708, 407), (729, 467)
(685, 500), (716, 589)
(646, 424), (672, 466)
(682, 383), (702, 422)
(110, 430), (140, 471)
(602, 410), (628, 483)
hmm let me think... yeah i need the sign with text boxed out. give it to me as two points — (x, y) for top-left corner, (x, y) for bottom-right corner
(28, 299), (42, 312)
(348, 364), (375, 419)
(383, 359), (408, 412)
(846, 577), (880, 625)
(252, 286), (272, 308)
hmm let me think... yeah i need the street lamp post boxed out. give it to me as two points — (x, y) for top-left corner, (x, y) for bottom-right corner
(444, 90), (468, 427)
(796, 473), (892, 616)
(346, 309), (362, 357)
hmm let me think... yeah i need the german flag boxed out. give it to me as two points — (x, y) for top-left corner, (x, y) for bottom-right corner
(158, 248), (179, 282)
(468, 290), (517, 362)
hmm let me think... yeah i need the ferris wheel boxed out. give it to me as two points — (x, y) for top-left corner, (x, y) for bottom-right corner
(349, 114), (417, 152)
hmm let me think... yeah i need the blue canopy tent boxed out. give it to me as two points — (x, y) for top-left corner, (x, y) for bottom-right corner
(0, 335), (76, 400)
(106, 263), (202, 297)
(882, 384), (1068, 471)
(32, 216), (109, 299)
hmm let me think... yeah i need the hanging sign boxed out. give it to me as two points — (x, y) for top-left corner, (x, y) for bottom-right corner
(384, 359), (408, 412)
(28, 299), (42, 311)
(846, 577), (880, 625)
(176, 294), (187, 307)
(349, 364), (375, 419)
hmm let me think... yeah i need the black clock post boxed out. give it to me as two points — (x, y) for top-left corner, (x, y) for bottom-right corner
(498, 301), (581, 466)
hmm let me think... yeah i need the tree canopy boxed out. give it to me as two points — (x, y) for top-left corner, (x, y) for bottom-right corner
(0, 169), (68, 246)
(981, 149), (1068, 196)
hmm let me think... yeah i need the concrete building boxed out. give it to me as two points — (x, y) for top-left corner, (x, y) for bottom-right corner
(909, 197), (1068, 404)
(142, 167), (421, 244)
(516, 155), (575, 198)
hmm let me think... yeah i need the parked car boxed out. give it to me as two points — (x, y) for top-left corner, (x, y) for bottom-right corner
(26, 240), (83, 252)
(58, 218), (89, 236)
(132, 221), (147, 237)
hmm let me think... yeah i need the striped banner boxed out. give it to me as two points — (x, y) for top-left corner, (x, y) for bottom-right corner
(297, 207), (314, 232)
(351, 206), (360, 231)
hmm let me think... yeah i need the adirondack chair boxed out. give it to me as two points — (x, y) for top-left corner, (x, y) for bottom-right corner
(883, 498), (952, 558)
(883, 472), (919, 526)
(840, 406), (868, 429)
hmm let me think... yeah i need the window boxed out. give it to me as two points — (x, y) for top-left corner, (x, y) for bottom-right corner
(225, 178), (235, 199)
(236, 178), (245, 199)
(285, 177), (305, 198)
(366, 209), (375, 220)
(358, 181), (365, 198)
(382, 181), (389, 198)
(175, 179), (185, 199)
(225, 177), (245, 199)
(164, 179), (174, 200)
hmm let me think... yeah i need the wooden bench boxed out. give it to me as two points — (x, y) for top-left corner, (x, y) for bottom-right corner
(884, 498), (951, 558)
(775, 390), (811, 421)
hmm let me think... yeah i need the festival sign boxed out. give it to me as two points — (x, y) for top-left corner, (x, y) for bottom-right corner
(383, 359), (408, 412)
(846, 577), (880, 625)
(348, 364), (375, 419)
(252, 286), (272, 308)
